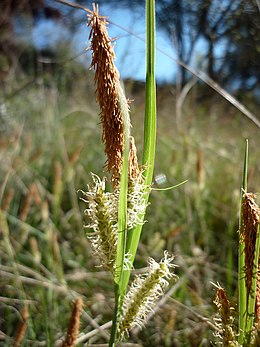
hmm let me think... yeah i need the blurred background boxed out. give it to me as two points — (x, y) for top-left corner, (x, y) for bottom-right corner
(0, 0), (259, 346)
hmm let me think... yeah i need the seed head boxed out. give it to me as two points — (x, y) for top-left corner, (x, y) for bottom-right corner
(81, 174), (118, 273)
(213, 283), (239, 346)
(81, 174), (148, 273)
(119, 251), (177, 339)
(62, 298), (83, 347)
(241, 193), (260, 313)
(87, 5), (139, 184)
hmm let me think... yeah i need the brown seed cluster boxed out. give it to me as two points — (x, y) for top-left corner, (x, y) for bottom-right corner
(87, 5), (139, 184)
(13, 306), (29, 347)
(61, 298), (83, 347)
(241, 193), (260, 316)
(213, 285), (238, 346)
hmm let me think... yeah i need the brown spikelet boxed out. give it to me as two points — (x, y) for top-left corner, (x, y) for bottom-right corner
(30, 236), (41, 263)
(61, 298), (83, 347)
(54, 161), (63, 193)
(196, 148), (205, 188)
(166, 307), (175, 333)
(52, 231), (62, 277)
(68, 145), (83, 166)
(241, 193), (260, 309)
(213, 284), (238, 346)
(29, 148), (43, 163)
(13, 306), (29, 347)
(19, 190), (32, 222)
(1, 189), (14, 211)
(41, 200), (49, 222)
(87, 4), (139, 183)
(30, 183), (41, 206)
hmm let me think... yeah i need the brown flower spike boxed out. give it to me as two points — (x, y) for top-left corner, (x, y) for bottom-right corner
(241, 193), (260, 319)
(13, 306), (29, 347)
(61, 298), (83, 347)
(87, 5), (139, 184)
(213, 284), (238, 346)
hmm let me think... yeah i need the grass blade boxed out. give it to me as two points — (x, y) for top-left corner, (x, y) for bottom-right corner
(109, 88), (130, 346)
(121, 0), (157, 294)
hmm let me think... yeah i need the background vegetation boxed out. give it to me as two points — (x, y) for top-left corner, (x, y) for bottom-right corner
(0, 0), (259, 346)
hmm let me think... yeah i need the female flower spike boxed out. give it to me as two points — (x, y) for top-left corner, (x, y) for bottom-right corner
(82, 174), (118, 274)
(119, 251), (177, 339)
(82, 174), (148, 273)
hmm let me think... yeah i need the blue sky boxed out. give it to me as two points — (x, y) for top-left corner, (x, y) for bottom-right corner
(28, 3), (177, 82)
(103, 6), (177, 82)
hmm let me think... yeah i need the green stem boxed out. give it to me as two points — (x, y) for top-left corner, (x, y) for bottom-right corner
(109, 293), (124, 347)
(121, 0), (157, 295)
(238, 139), (248, 345)
(109, 85), (130, 346)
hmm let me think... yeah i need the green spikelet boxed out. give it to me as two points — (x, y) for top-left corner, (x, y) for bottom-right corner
(118, 251), (177, 339)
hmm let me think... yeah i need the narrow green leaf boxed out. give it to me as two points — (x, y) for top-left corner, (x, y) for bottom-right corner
(109, 85), (130, 346)
(152, 180), (188, 191)
(114, 85), (130, 290)
(121, 0), (157, 294)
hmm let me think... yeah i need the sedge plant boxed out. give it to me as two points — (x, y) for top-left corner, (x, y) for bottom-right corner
(214, 140), (260, 346)
(80, 1), (177, 346)
(238, 140), (260, 345)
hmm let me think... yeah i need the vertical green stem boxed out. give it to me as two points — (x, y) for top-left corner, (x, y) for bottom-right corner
(110, 1), (157, 342)
(121, 0), (157, 295)
(238, 139), (248, 345)
(109, 86), (130, 346)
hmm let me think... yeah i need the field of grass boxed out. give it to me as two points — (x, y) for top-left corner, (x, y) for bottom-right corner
(0, 42), (260, 346)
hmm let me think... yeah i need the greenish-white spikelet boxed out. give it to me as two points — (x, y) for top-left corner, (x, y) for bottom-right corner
(118, 251), (177, 339)
(82, 174), (118, 273)
(127, 174), (149, 229)
(81, 174), (147, 274)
